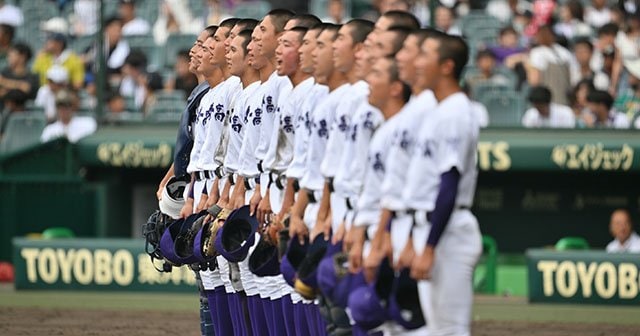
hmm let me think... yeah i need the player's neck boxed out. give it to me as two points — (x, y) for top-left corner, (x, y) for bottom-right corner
(382, 99), (404, 120)
(259, 62), (276, 82)
(327, 71), (348, 91)
(195, 73), (206, 83)
(289, 69), (310, 87)
(345, 67), (359, 84)
(241, 67), (261, 88)
(220, 65), (231, 79)
(433, 79), (461, 103)
(205, 69), (224, 87)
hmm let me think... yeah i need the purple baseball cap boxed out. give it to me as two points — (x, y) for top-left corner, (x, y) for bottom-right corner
(347, 258), (395, 330)
(294, 233), (329, 299)
(388, 268), (426, 330)
(280, 234), (309, 287)
(214, 205), (259, 262)
(249, 239), (281, 276)
(159, 217), (186, 265)
(317, 250), (366, 308)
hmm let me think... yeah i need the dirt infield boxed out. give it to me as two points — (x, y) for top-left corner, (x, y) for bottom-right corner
(2, 306), (640, 336)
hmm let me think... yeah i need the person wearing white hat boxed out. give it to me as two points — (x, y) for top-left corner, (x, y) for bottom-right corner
(34, 65), (70, 122)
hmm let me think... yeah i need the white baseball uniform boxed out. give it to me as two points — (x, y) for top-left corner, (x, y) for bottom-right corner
(404, 92), (482, 336)
(300, 83), (351, 230)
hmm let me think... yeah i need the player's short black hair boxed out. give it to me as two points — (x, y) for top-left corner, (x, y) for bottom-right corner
(586, 89), (614, 110)
(10, 42), (32, 61)
(528, 86), (552, 104)
(204, 25), (218, 38)
(385, 26), (412, 56)
(220, 18), (240, 30)
(431, 33), (469, 80)
(176, 49), (190, 61)
(267, 9), (296, 33)
(345, 19), (374, 44)
(381, 10), (420, 30)
(289, 14), (321, 29)
(411, 28), (439, 46)
(288, 27), (308, 43)
(237, 29), (253, 53)
(236, 18), (259, 32)
(124, 49), (148, 70)
(320, 23), (341, 41)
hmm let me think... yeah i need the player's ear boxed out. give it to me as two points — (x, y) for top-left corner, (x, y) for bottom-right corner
(440, 58), (455, 77)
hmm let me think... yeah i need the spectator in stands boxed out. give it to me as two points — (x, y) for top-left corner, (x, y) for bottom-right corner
(119, 50), (148, 110)
(585, 89), (630, 128)
(165, 49), (197, 99)
(0, 89), (27, 136)
(83, 16), (130, 83)
(527, 25), (575, 105)
(119, 0), (150, 36)
(554, 0), (592, 40)
(465, 50), (511, 88)
(572, 38), (609, 90)
(322, 0), (352, 24)
(35, 65), (70, 123)
(486, 0), (533, 23)
(591, 23), (618, 75)
(611, 13), (640, 96)
(606, 208), (640, 253)
(152, 0), (202, 45)
(434, 5), (461, 35)
(106, 91), (129, 114)
(204, 0), (232, 26)
(380, 0), (411, 13)
(411, 0), (431, 27)
(0, 0), (23, 27)
(614, 59), (640, 121)
(32, 33), (85, 90)
(141, 71), (164, 115)
(568, 79), (595, 128)
(71, 0), (99, 36)
(0, 43), (39, 100)
(0, 23), (14, 69)
(490, 26), (527, 65)
(41, 89), (97, 143)
(585, 0), (611, 28)
(522, 85), (575, 128)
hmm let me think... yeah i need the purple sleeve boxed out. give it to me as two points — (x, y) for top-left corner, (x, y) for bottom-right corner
(201, 183), (208, 195)
(426, 168), (460, 247)
(188, 182), (195, 199)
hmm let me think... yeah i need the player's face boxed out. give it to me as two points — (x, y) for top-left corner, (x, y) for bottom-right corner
(610, 211), (633, 243)
(225, 24), (243, 55)
(333, 24), (356, 73)
(276, 30), (302, 77)
(312, 30), (336, 81)
(415, 38), (440, 91)
(396, 35), (419, 86)
(258, 15), (279, 59)
(248, 25), (268, 70)
(189, 30), (209, 74)
(366, 58), (393, 109)
(198, 37), (216, 74)
(354, 33), (373, 80)
(299, 29), (319, 74)
(211, 27), (230, 67)
(372, 31), (396, 59)
(227, 36), (248, 77)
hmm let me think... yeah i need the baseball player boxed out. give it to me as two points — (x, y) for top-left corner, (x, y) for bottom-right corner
(314, 19), (373, 244)
(404, 32), (481, 336)
(358, 29), (439, 287)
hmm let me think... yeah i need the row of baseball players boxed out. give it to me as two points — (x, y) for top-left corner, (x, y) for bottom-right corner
(156, 9), (482, 336)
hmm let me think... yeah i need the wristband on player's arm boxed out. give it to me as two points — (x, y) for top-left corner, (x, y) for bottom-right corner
(425, 168), (460, 247)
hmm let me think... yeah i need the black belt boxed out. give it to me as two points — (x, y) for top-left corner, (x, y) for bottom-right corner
(306, 189), (317, 203)
(257, 160), (264, 173)
(398, 206), (471, 224)
(244, 177), (260, 191)
(292, 179), (300, 193)
(214, 166), (225, 179)
(228, 173), (235, 186)
(270, 171), (286, 190)
(345, 197), (353, 211)
(327, 177), (335, 193)
(195, 170), (215, 181)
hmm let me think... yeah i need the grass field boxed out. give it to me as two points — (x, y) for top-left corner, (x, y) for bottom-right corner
(1, 284), (640, 335)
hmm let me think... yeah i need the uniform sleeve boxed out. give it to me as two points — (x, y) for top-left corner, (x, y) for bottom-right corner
(433, 115), (471, 175)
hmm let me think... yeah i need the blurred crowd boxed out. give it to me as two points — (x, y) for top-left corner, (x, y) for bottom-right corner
(0, 0), (639, 146)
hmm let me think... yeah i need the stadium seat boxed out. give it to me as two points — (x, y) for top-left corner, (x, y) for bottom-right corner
(145, 104), (183, 123)
(42, 227), (75, 239)
(70, 34), (97, 54)
(233, 0), (272, 19)
(479, 91), (525, 127)
(472, 82), (513, 100)
(104, 112), (145, 124)
(474, 235), (498, 294)
(555, 237), (589, 251)
(0, 112), (47, 154)
(164, 34), (198, 69)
